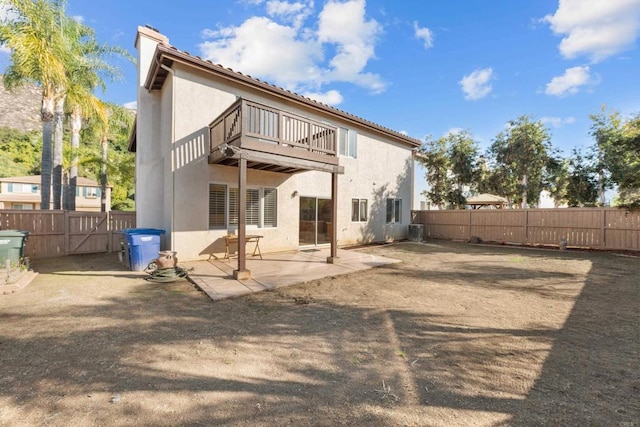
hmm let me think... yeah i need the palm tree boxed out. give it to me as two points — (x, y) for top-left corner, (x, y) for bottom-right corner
(0, 0), (69, 209)
(2, 0), (131, 210)
(80, 102), (134, 212)
(63, 28), (130, 210)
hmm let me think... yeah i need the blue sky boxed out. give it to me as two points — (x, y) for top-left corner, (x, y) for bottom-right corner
(1, 0), (639, 202)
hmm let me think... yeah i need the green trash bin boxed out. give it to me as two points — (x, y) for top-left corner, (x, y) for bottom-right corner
(0, 230), (29, 268)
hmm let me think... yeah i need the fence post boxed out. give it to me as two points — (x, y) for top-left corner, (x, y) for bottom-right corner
(524, 209), (529, 244)
(64, 210), (70, 256)
(468, 210), (472, 240)
(600, 207), (606, 249)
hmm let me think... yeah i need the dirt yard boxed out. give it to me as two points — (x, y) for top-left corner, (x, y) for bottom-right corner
(0, 241), (638, 426)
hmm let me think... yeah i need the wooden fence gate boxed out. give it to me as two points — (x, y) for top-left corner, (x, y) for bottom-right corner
(0, 210), (136, 258)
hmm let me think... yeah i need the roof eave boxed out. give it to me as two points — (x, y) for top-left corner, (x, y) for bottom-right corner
(144, 44), (422, 149)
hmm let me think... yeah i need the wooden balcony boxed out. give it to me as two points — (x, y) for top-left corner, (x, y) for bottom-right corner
(208, 98), (342, 174)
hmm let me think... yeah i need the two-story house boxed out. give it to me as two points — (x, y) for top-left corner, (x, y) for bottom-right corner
(0, 176), (111, 211)
(130, 26), (420, 279)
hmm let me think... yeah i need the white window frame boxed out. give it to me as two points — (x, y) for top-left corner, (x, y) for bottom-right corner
(338, 127), (357, 158)
(351, 198), (368, 222)
(12, 203), (34, 210)
(83, 187), (99, 198)
(386, 198), (402, 224)
(7, 183), (37, 194)
(209, 183), (277, 230)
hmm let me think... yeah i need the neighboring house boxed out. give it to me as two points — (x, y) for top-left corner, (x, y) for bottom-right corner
(131, 26), (420, 277)
(0, 176), (111, 211)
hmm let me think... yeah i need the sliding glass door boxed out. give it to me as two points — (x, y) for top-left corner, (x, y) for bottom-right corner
(299, 197), (332, 246)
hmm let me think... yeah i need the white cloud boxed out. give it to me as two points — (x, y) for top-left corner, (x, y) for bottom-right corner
(72, 15), (84, 23)
(200, 17), (324, 90)
(199, 0), (385, 97)
(123, 101), (137, 110)
(540, 116), (576, 127)
(543, 0), (640, 62)
(0, 45), (9, 54)
(301, 89), (343, 105)
(459, 67), (494, 100)
(317, 0), (384, 92)
(413, 21), (433, 49)
(265, 0), (311, 29)
(544, 65), (596, 97)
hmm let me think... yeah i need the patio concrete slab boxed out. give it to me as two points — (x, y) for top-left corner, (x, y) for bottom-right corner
(183, 248), (400, 301)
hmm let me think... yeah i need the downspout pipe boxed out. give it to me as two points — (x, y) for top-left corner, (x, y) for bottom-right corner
(160, 64), (176, 252)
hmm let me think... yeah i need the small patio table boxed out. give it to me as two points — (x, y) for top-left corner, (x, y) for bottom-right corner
(223, 234), (263, 260)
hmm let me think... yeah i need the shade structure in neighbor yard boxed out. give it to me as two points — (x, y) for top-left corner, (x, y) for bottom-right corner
(467, 193), (508, 209)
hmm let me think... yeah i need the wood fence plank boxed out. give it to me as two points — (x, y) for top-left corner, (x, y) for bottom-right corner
(0, 210), (136, 258)
(412, 207), (640, 251)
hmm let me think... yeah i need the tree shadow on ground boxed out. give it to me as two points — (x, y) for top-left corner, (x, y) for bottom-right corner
(1, 244), (638, 425)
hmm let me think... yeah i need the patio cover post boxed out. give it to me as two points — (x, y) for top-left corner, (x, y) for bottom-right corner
(234, 157), (251, 280)
(327, 171), (340, 264)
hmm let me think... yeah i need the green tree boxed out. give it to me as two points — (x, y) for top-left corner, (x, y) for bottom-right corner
(542, 152), (569, 207)
(0, 127), (41, 177)
(418, 131), (479, 209)
(591, 109), (640, 207)
(446, 130), (479, 208)
(589, 107), (620, 205)
(63, 29), (129, 210)
(80, 103), (135, 211)
(0, 0), (70, 209)
(488, 115), (552, 208)
(1, 0), (130, 211)
(418, 136), (450, 209)
(565, 148), (599, 207)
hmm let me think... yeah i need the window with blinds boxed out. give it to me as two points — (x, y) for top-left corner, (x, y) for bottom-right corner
(221, 186), (277, 228)
(229, 188), (260, 226)
(246, 189), (260, 225)
(209, 184), (226, 228)
(229, 188), (238, 225)
(263, 188), (277, 227)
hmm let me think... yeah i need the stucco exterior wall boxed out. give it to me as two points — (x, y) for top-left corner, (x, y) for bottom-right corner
(135, 28), (414, 262)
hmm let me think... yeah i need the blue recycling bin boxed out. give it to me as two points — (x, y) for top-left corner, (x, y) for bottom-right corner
(122, 228), (165, 271)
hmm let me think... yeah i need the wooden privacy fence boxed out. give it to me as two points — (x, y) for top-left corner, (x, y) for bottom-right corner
(0, 210), (136, 258)
(412, 208), (640, 251)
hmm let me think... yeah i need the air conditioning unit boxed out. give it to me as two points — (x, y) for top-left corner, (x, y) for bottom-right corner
(408, 224), (423, 242)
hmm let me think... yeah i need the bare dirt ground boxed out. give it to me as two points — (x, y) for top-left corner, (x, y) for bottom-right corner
(0, 240), (638, 426)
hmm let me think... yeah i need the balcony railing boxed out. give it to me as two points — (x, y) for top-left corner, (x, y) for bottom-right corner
(209, 99), (338, 164)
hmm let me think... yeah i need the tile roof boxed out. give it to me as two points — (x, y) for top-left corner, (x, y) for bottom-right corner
(145, 41), (422, 148)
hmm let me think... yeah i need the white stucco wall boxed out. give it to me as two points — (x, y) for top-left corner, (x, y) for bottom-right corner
(134, 28), (170, 247)
(135, 28), (415, 261)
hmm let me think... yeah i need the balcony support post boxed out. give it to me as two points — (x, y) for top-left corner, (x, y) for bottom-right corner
(233, 157), (251, 280)
(327, 171), (340, 264)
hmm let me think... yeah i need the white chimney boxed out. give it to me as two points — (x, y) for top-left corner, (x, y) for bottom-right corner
(134, 25), (169, 88)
